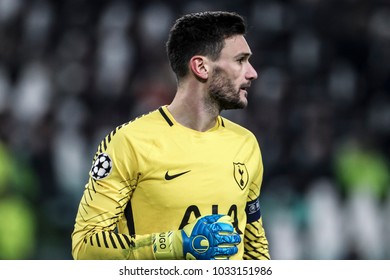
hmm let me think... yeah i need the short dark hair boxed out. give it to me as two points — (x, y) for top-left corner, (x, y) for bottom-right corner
(166, 11), (247, 79)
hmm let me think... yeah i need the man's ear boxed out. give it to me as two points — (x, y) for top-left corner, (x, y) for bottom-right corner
(189, 56), (209, 80)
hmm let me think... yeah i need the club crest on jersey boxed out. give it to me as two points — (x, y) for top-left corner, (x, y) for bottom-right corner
(233, 162), (249, 190)
(90, 153), (113, 180)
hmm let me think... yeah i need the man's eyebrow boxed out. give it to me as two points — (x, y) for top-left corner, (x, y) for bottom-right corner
(235, 52), (252, 59)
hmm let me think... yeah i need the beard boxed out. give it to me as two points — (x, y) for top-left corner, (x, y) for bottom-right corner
(207, 66), (247, 111)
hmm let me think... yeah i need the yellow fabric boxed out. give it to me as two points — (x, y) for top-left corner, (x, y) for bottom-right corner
(71, 106), (270, 260)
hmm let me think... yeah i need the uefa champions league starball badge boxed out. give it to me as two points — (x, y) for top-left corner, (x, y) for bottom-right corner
(90, 153), (113, 180)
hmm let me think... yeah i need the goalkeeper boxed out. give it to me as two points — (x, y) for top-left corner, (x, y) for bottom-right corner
(71, 11), (270, 260)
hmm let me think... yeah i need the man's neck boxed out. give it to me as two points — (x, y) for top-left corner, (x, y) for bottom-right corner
(167, 86), (220, 132)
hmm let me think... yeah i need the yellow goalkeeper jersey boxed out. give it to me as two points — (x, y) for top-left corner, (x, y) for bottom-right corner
(71, 106), (270, 260)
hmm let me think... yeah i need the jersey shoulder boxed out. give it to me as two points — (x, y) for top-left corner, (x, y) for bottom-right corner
(93, 107), (167, 154)
(220, 116), (257, 139)
(113, 107), (168, 136)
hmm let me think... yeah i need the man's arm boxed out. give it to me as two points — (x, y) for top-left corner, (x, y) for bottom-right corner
(71, 180), (241, 260)
(243, 140), (271, 260)
(243, 213), (271, 260)
(71, 175), (156, 259)
(71, 172), (241, 260)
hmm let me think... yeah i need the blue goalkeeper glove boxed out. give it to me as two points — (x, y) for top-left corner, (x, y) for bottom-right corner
(152, 214), (241, 260)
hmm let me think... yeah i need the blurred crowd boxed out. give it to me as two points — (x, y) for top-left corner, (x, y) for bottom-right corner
(0, 0), (389, 260)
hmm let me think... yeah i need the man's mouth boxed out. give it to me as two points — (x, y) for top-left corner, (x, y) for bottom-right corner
(240, 83), (251, 95)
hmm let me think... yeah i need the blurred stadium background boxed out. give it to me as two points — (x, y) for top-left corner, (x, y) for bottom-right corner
(0, 0), (389, 260)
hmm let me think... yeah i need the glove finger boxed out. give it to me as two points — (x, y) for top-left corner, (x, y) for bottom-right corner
(213, 255), (230, 260)
(210, 221), (235, 233)
(203, 214), (224, 224)
(214, 232), (241, 245)
(213, 244), (238, 257)
(216, 214), (234, 224)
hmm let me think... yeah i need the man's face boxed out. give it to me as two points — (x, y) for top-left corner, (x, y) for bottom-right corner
(207, 35), (258, 110)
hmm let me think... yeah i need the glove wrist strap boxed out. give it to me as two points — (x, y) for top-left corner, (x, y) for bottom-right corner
(153, 231), (178, 259)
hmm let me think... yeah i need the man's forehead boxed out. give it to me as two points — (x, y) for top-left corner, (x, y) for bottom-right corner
(221, 35), (252, 56)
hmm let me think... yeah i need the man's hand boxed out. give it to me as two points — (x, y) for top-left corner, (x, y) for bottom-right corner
(153, 214), (241, 260)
